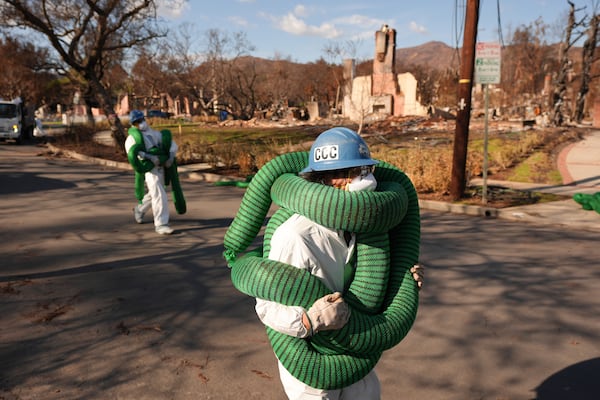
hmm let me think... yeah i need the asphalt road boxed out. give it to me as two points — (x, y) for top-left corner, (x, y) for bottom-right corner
(1, 143), (598, 400)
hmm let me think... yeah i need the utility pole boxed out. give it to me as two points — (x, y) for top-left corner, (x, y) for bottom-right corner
(450, 0), (480, 200)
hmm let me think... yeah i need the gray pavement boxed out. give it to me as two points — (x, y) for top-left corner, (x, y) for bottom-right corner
(1, 134), (599, 400)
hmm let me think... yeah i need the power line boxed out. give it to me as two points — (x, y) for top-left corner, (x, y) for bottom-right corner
(453, 0), (466, 47)
(497, 0), (505, 47)
(453, 0), (467, 64)
(476, 0), (505, 47)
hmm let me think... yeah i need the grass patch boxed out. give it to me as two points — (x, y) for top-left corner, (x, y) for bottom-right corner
(49, 121), (586, 207)
(507, 152), (563, 184)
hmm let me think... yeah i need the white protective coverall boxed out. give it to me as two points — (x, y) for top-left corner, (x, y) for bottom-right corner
(255, 173), (381, 400)
(124, 124), (178, 228)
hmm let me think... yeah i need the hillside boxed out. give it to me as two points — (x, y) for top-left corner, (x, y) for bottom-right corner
(395, 41), (461, 71)
(394, 40), (583, 72)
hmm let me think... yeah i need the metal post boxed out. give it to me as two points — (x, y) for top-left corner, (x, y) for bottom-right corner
(482, 83), (489, 205)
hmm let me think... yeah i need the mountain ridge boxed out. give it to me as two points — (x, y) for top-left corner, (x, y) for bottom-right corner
(395, 41), (461, 71)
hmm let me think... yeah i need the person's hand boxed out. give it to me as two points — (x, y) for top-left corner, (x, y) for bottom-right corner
(410, 264), (424, 290)
(147, 154), (160, 167)
(305, 292), (350, 335)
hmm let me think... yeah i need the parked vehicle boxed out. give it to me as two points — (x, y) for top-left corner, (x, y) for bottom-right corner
(0, 97), (35, 144)
(146, 109), (170, 119)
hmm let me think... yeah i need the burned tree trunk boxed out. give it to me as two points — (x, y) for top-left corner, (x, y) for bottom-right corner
(552, 1), (577, 126)
(574, 14), (599, 124)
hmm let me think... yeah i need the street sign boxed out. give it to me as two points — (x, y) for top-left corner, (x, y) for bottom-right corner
(475, 42), (501, 84)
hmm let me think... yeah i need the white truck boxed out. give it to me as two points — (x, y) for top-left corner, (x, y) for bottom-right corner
(0, 97), (35, 144)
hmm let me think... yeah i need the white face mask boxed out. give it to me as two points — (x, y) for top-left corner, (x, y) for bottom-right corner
(138, 121), (149, 131)
(347, 173), (377, 192)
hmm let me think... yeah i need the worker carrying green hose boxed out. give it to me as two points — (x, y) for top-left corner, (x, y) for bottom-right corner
(224, 127), (423, 399)
(125, 109), (186, 235)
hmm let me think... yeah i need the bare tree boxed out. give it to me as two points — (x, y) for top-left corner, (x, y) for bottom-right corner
(0, 0), (168, 149)
(170, 23), (226, 116)
(221, 56), (259, 120)
(157, 23), (211, 116)
(165, 28), (256, 118)
(552, 1), (586, 126)
(574, 5), (600, 123)
(302, 59), (340, 113)
(130, 49), (171, 110)
(502, 19), (553, 104)
(200, 28), (229, 115)
(0, 35), (52, 103)
(262, 53), (294, 114)
(322, 40), (362, 116)
(200, 30), (256, 119)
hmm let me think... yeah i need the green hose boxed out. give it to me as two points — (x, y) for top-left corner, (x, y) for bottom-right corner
(573, 192), (600, 213)
(223, 152), (420, 389)
(126, 128), (186, 214)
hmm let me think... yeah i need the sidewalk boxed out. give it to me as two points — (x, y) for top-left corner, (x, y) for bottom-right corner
(422, 130), (600, 232)
(560, 129), (600, 188)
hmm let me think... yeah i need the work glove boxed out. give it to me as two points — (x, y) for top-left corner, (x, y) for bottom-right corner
(410, 264), (424, 290)
(306, 292), (350, 335)
(164, 152), (175, 168)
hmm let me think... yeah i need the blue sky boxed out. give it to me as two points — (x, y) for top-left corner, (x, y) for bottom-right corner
(158, 0), (574, 63)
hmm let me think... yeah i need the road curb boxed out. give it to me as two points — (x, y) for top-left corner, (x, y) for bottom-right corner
(46, 143), (600, 231)
(419, 199), (499, 218)
(46, 143), (244, 184)
(46, 143), (131, 171)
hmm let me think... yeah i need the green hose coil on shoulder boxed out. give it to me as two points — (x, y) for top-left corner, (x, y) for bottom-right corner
(127, 141), (154, 203)
(126, 127), (186, 214)
(127, 142), (155, 174)
(223, 151), (420, 389)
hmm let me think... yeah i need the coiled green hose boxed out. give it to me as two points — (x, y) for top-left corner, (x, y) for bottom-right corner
(126, 128), (186, 214)
(223, 151), (420, 389)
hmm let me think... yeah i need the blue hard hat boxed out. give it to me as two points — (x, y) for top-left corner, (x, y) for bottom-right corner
(129, 109), (145, 124)
(301, 127), (378, 173)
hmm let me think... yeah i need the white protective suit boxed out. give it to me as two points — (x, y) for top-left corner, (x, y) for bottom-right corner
(124, 123), (178, 228)
(255, 173), (381, 400)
